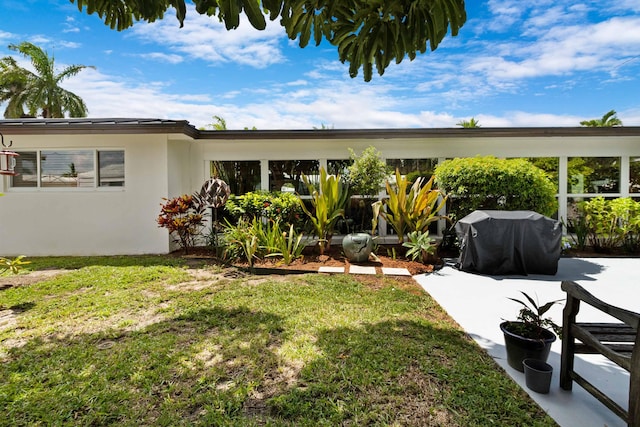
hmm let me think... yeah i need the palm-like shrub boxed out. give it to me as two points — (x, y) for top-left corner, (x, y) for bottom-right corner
(299, 167), (349, 254)
(372, 169), (448, 243)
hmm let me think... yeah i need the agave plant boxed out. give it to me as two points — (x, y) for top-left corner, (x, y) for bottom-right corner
(299, 167), (349, 255)
(372, 169), (448, 243)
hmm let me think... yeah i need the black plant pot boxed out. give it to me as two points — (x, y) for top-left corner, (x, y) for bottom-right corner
(500, 321), (556, 372)
(523, 358), (553, 394)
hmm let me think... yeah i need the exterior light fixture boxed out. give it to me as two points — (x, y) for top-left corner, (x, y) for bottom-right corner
(0, 132), (19, 176)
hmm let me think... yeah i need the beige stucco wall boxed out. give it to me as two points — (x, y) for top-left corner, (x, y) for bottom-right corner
(0, 133), (172, 256)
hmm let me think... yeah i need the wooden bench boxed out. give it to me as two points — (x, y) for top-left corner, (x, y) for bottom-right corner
(560, 280), (640, 426)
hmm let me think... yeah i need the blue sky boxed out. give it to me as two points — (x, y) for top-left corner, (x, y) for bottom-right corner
(1, 0), (639, 129)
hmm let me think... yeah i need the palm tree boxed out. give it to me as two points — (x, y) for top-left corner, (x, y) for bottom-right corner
(0, 42), (94, 118)
(0, 57), (29, 117)
(456, 117), (481, 128)
(579, 110), (623, 127)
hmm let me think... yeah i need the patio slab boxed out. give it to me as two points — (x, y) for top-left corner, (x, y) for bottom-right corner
(348, 265), (377, 275)
(381, 267), (412, 276)
(413, 257), (638, 427)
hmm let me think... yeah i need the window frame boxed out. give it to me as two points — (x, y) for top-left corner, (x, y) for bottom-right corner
(8, 148), (125, 191)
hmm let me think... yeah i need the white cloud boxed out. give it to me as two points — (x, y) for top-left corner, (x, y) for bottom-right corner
(136, 52), (184, 64)
(130, 6), (286, 68)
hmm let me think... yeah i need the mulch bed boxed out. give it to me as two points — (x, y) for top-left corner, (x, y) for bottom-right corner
(179, 244), (440, 276)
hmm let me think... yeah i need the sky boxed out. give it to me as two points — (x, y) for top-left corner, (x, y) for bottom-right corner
(1, 0), (640, 130)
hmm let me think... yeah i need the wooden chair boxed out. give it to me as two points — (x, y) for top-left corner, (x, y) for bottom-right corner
(560, 280), (640, 426)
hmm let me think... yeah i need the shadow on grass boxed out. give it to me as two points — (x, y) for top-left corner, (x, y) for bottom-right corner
(1, 305), (285, 426)
(2, 307), (556, 426)
(270, 319), (556, 426)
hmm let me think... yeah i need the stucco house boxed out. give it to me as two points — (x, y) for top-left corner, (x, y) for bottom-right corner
(0, 118), (639, 256)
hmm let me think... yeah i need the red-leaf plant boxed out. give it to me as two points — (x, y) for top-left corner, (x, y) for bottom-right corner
(157, 195), (204, 254)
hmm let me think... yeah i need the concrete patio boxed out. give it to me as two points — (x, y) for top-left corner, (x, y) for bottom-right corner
(414, 257), (637, 427)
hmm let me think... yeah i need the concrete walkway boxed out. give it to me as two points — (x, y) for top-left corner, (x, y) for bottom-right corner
(413, 257), (638, 427)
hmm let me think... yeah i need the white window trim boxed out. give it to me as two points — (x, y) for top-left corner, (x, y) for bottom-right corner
(7, 148), (125, 192)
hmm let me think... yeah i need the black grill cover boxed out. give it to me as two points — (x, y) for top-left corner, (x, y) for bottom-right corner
(455, 210), (561, 275)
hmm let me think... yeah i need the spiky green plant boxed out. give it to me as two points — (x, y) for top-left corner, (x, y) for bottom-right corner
(373, 169), (448, 243)
(299, 167), (349, 255)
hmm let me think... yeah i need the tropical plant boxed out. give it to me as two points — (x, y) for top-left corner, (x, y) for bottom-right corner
(505, 292), (562, 339)
(563, 214), (589, 251)
(266, 223), (306, 265)
(0, 42), (94, 118)
(225, 191), (305, 230)
(1, 255), (29, 276)
(347, 146), (390, 197)
(372, 169), (448, 243)
(456, 117), (481, 128)
(221, 217), (257, 263)
(157, 195), (205, 254)
(221, 217), (305, 266)
(69, 0), (466, 81)
(579, 109), (623, 127)
(435, 156), (557, 220)
(582, 196), (640, 252)
(299, 167), (349, 255)
(402, 231), (437, 263)
(203, 115), (227, 130)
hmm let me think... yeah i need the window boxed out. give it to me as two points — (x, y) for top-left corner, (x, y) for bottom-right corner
(568, 157), (620, 194)
(630, 156), (640, 194)
(268, 160), (319, 195)
(98, 151), (125, 187)
(386, 158), (438, 177)
(10, 149), (124, 189)
(327, 159), (353, 176)
(210, 160), (261, 195)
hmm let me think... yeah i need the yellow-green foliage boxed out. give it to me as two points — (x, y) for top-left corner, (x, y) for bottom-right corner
(435, 156), (557, 220)
(299, 167), (350, 254)
(582, 197), (640, 251)
(373, 170), (448, 243)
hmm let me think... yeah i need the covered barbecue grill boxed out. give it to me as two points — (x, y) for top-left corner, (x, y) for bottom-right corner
(455, 210), (561, 275)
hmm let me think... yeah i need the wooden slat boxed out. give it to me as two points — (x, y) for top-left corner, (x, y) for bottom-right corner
(561, 281), (640, 329)
(571, 371), (629, 423)
(561, 281), (640, 426)
(572, 324), (632, 370)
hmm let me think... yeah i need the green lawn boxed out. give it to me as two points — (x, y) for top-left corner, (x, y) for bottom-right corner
(0, 256), (556, 426)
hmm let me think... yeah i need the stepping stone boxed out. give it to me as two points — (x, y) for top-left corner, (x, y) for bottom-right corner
(318, 266), (345, 274)
(348, 265), (377, 275)
(381, 267), (411, 276)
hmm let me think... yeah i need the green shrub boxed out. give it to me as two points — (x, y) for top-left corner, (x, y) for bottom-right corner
(346, 146), (390, 197)
(582, 197), (640, 252)
(434, 156), (557, 220)
(224, 191), (305, 230)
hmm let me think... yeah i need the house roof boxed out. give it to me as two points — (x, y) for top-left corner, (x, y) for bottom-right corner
(1, 118), (639, 140)
(0, 118), (199, 138)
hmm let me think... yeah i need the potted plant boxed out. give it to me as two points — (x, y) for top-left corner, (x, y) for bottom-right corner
(500, 292), (562, 372)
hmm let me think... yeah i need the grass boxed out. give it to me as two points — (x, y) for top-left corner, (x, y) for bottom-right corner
(0, 256), (557, 426)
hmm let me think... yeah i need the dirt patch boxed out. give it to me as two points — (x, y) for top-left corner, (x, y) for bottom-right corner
(0, 269), (66, 290)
